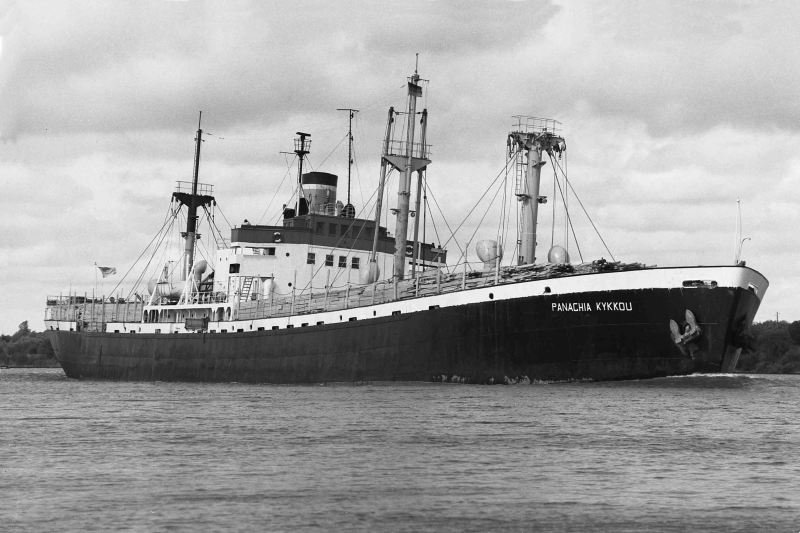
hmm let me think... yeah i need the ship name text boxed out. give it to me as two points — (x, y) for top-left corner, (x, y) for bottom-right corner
(551, 301), (633, 312)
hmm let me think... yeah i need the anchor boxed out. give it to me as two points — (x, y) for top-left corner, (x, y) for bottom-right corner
(669, 309), (702, 358)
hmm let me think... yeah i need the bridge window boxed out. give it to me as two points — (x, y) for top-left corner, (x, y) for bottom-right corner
(325, 254), (334, 266)
(307, 252), (315, 265)
(338, 256), (347, 268)
(352, 257), (360, 269)
(229, 264), (240, 274)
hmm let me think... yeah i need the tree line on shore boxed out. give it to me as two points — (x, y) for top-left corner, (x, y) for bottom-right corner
(1, 321), (58, 367)
(736, 320), (800, 373)
(2, 319), (798, 373)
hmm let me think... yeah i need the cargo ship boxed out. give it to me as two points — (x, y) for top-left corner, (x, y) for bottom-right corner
(44, 67), (768, 383)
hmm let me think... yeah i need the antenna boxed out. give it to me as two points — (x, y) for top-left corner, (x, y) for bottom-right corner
(336, 108), (359, 210)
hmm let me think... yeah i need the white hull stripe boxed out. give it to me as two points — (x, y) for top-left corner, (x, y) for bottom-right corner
(67, 266), (766, 335)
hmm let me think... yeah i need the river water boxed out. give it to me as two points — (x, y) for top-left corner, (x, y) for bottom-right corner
(1, 368), (798, 532)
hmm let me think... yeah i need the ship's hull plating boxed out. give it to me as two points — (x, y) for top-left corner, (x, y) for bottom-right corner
(46, 278), (763, 383)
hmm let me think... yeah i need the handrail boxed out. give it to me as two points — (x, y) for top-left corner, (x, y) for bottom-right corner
(45, 260), (647, 329)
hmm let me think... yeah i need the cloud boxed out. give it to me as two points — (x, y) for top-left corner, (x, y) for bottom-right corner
(1, 0), (799, 332)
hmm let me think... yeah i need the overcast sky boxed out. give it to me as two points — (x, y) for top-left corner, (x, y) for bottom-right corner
(2, 0), (799, 334)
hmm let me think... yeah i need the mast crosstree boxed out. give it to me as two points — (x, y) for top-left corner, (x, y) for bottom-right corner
(507, 117), (565, 266)
(379, 65), (431, 280)
(173, 112), (215, 281)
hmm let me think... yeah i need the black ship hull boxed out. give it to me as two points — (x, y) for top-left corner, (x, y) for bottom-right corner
(46, 277), (764, 383)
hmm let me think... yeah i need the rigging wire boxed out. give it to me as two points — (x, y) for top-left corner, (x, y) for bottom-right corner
(307, 185), (382, 291)
(425, 185), (464, 264)
(315, 132), (348, 170)
(352, 115), (366, 208)
(551, 157), (557, 251)
(457, 171), (508, 267)
(213, 201), (234, 234)
(548, 154), (583, 262)
(563, 148), (570, 252)
(106, 199), (178, 297)
(550, 155), (616, 262)
(256, 153), (295, 224)
(497, 148), (510, 254)
(202, 204), (229, 250)
(121, 204), (181, 301)
(430, 150), (519, 264)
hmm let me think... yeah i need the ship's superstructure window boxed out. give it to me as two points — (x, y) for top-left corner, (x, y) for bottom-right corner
(267, 247), (276, 256)
(352, 257), (360, 269)
(325, 254), (334, 266)
(329, 224), (337, 235)
(229, 264), (240, 273)
(338, 256), (347, 268)
(307, 253), (315, 265)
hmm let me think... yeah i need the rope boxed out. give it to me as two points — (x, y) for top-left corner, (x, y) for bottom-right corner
(549, 153), (583, 262)
(457, 170), (507, 267)
(106, 200), (177, 297)
(432, 151), (519, 265)
(256, 155), (295, 224)
(551, 156), (616, 262)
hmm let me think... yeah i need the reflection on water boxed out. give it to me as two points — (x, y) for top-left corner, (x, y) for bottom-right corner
(1, 368), (798, 532)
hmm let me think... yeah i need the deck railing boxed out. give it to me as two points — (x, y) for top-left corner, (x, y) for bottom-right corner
(46, 260), (645, 330)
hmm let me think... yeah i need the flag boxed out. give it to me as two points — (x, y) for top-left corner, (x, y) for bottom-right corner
(97, 266), (117, 278)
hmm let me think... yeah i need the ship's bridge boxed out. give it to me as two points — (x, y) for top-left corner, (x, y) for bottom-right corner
(213, 215), (446, 303)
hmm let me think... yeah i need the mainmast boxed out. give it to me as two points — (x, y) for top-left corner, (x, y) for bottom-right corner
(508, 117), (565, 265)
(382, 60), (431, 280)
(174, 112), (216, 281)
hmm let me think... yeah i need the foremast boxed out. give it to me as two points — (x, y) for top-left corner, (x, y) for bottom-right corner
(173, 112), (215, 281)
(508, 117), (565, 265)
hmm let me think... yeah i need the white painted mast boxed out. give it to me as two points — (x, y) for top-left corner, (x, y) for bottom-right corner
(508, 117), (565, 265)
(411, 109), (428, 279)
(382, 58), (430, 280)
